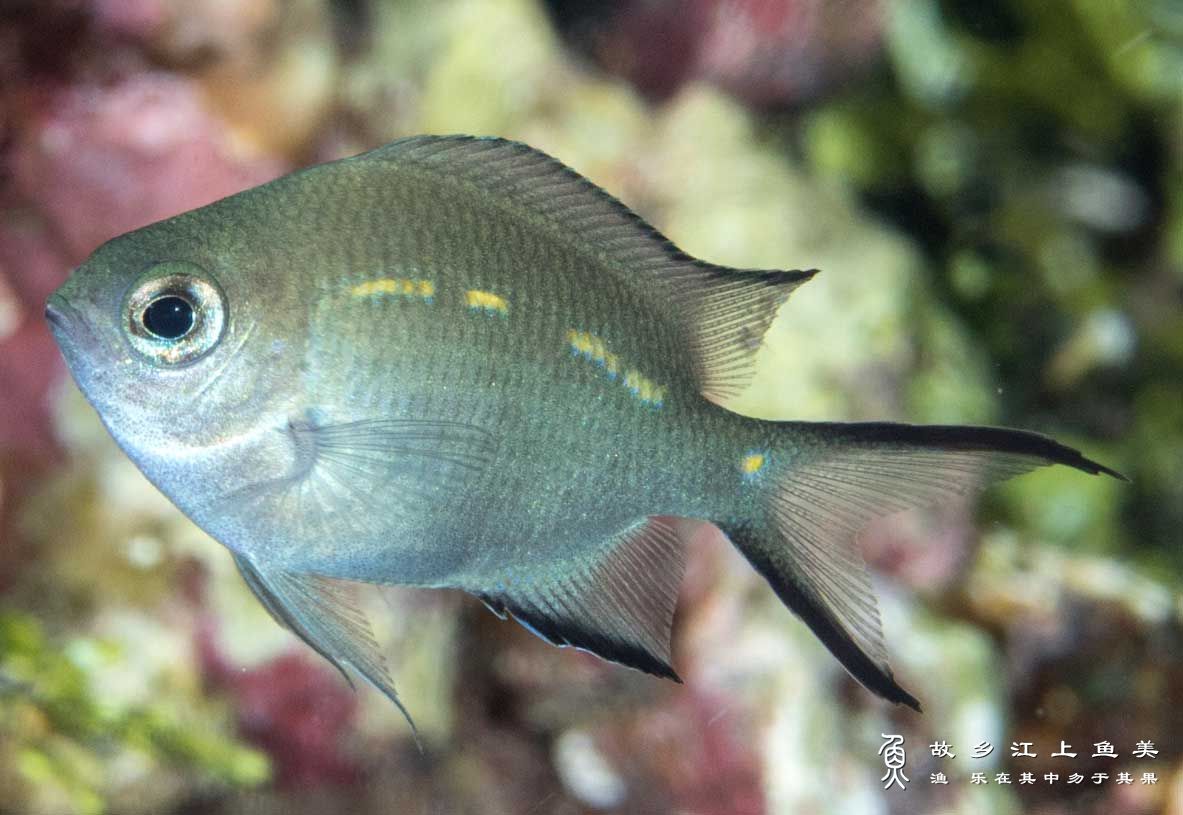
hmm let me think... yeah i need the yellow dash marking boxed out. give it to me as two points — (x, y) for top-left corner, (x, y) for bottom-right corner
(351, 278), (435, 303)
(603, 353), (619, 378)
(567, 329), (594, 356)
(568, 328), (665, 408)
(351, 280), (392, 296)
(741, 452), (766, 475)
(465, 289), (509, 315)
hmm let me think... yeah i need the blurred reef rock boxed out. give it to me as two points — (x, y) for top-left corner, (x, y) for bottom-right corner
(1, 0), (1180, 813)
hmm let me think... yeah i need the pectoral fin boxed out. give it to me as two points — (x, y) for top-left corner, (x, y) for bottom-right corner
(233, 554), (417, 735)
(474, 517), (687, 680)
(220, 415), (497, 569)
(284, 414), (497, 500)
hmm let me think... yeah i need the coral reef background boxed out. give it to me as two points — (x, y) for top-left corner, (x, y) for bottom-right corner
(1, 1), (1180, 813)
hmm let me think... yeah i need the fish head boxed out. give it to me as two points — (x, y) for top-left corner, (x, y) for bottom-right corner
(45, 216), (306, 499)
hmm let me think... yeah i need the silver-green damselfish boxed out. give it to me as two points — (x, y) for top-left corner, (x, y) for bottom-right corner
(46, 136), (1122, 725)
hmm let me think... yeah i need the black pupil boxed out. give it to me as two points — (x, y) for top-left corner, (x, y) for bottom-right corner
(143, 296), (195, 339)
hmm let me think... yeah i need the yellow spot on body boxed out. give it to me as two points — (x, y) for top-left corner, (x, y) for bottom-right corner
(741, 452), (766, 475)
(465, 289), (509, 315)
(351, 278), (435, 303)
(568, 329), (665, 407)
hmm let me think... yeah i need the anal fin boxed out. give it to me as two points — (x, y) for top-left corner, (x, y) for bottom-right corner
(233, 554), (418, 735)
(720, 519), (920, 712)
(476, 517), (687, 680)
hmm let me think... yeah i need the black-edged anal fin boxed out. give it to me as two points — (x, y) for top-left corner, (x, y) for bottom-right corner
(720, 520), (920, 711)
(476, 517), (687, 680)
(233, 554), (418, 734)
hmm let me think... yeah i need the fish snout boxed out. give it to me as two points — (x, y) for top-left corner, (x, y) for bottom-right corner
(44, 290), (97, 354)
(45, 292), (72, 330)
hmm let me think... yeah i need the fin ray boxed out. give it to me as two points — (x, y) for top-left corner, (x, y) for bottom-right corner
(727, 421), (1123, 711)
(473, 517), (686, 680)
(234, 555), (418, 734)
(220, 416), (497, 570)
(360, 135), (816, 400)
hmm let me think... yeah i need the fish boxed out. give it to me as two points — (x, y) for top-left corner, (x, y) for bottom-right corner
(44, 135), (1123, 726)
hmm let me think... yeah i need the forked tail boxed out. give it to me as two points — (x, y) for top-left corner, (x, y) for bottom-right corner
(717, 421), (1124, 711)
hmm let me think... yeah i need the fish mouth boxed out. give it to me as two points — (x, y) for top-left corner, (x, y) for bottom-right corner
(45, 292), (73, 331)
(44, 290), (99, 365)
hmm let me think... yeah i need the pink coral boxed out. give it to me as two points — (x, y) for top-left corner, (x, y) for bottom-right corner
(0, 211), (70, 460)
(553, 0), (886, 107)
(600, 686), (765, 815)
(91, 0), (168, 42)
(10, 73), (287, 261)
(196, 614), (364, 789)
(230, 652), (363, 788)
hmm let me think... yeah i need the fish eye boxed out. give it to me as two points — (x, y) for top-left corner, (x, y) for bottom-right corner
(124, 262), (226, 366)
(142, 295), (195, 339)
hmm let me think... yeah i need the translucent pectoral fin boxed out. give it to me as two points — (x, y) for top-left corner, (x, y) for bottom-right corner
(284, 414), (498, 495)
(219, 415), (498, 567)
(233, 554), (418, 735)
(474, 517), (688, 680)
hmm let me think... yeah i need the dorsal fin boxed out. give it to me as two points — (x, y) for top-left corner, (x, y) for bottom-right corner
(682, 265), (816, 399)
(357, 135), (816, 400)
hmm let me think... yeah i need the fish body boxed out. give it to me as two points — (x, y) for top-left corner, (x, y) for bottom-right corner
(46, 136), (1122, 721)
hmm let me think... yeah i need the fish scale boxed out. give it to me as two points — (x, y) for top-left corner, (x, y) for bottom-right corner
(45, 134), (1124, 728)
(304, 162), (701, 560)
(306, 238), (670, 580)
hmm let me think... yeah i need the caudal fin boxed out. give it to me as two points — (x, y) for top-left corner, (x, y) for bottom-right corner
(719, 421), (1124, 712)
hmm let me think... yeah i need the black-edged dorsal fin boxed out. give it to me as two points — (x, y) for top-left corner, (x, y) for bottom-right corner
(358, 135), (816, 400)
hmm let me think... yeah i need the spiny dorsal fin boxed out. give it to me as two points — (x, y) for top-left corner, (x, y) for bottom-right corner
(474, 516), (687, 680)
(233, 554), (419, 737)
(358, 135), (816, 400)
